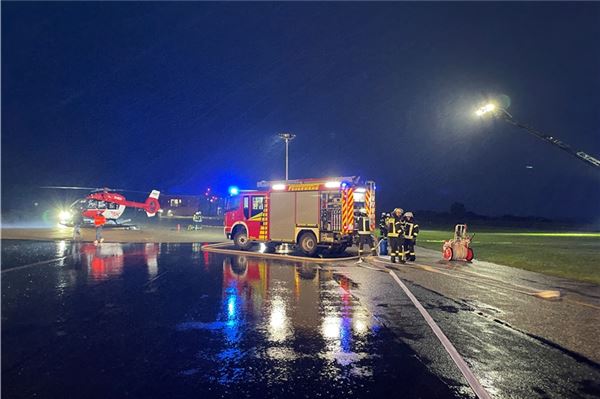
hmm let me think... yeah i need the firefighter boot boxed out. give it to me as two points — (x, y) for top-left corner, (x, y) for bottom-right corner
(397, 251), (406, 264)
(390, 255), (396, 263)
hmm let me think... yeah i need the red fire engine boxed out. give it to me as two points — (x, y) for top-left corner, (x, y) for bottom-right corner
(224, 177), (376, 256)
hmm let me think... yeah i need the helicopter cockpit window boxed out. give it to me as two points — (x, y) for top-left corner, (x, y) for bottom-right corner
(97, 201), (106, 209)
(86, 199), (98, 209)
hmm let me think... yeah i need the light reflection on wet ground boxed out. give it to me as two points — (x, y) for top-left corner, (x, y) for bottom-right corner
(174, 257), (382, 386)
(1, 240), (459, 398)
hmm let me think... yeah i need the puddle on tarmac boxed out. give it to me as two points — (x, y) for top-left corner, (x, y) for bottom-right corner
(175, 255), (381, 385)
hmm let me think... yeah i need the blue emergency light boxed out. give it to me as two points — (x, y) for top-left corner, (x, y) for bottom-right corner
(228, 186), (239, 196)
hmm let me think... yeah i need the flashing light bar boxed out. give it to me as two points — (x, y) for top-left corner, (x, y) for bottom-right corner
(354, 187), (366, 193)
(324, 181), (341, 188)
(272, 184), (286, 190)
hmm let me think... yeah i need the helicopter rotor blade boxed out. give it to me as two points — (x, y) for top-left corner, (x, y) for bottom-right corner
(40, 186), (100, 190)
(41, 186), (160, 194)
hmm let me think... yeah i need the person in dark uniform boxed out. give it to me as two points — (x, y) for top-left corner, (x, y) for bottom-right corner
(387, 208), (405, 263)
(355, 209), (377, 262)
(72, 210), (83, 241)
(402, 212), (419, 261)
(378, 212), (390, 255)
(379, 212), (389, 237)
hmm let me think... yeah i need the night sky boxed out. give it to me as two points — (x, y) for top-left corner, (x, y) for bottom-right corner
(2, 2), (599, 220)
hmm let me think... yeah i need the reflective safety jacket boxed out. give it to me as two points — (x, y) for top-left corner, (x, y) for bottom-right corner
(356, 215), (372, 235)
(386, 216), (403, 237)
(403, 219), (419, 240)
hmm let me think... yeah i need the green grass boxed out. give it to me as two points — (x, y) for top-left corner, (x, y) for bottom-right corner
(417, 229), (600, 285)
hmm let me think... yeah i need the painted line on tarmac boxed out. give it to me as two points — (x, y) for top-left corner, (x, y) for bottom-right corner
(1, 256), (68, 274)
(388, 270), (492, 399)
(201, 242), (359, 263)
(371, 256), (560, 300)
(411, 262), (561, 299)
(375, 258), (599, 311)
(420, 263), (562, 299)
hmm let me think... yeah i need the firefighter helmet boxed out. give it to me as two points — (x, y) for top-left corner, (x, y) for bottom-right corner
(393, 208), (404, 215)
(404, 212), (413, 218)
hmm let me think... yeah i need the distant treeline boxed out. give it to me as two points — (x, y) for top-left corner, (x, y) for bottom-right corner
(411, 202), (599, 232)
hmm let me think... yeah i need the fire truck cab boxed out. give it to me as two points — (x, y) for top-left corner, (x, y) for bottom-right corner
(224, 177), (376, 256)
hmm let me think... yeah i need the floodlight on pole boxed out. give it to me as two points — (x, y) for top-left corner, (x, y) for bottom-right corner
(475, 103), (496, 116)
(475, 101), (600, 169)
(278, 132), (296, 180)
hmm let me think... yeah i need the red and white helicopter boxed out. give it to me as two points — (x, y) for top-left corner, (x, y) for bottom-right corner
(46, 187), (161, 226)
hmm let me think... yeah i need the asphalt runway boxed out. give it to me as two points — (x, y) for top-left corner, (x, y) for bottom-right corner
(2, 239), (600, 398)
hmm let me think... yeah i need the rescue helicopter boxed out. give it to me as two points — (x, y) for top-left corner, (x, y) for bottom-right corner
(44, 186), (161, 226)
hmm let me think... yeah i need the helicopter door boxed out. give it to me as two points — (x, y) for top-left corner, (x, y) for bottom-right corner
(103, 201), (122, 220)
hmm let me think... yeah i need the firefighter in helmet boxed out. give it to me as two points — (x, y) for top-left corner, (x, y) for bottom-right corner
(387, 208), (405, 263)
(402, 212), (419, 261)
(355, 208), (377, 262)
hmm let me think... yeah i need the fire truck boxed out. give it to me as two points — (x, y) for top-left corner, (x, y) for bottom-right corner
(224, 177), (376, 256)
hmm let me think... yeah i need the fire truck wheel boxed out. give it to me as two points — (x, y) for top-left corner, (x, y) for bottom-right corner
(233, 229), (251, 250)
(299, 232), (318, 257)
(466, 248), (474, 262)
(443, 247), (453, 261)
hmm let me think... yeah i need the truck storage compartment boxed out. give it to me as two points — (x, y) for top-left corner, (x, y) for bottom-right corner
(296, 191), (319, 226)
(269, 192), (295, 241)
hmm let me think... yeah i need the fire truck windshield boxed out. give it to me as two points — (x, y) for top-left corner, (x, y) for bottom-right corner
(225, 196), (241, 212)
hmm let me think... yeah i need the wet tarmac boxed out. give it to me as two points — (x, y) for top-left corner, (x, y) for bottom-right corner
(2, 240), (600, 398)
(2, 240), (459, 399)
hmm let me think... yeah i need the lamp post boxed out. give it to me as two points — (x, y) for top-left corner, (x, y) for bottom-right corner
(278, 132), (296, 180)
(475, 103), (600, 169)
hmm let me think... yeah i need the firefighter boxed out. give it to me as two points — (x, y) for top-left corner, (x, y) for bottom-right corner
(379, 212), (389, 237)
(93, 212), (106, 245)
(188, 211), (203, 231)
(402, 212), (419, 261)
(355, 209), (377, 262)
(379, 212), (390, 255)
(387, 208), (405, 263)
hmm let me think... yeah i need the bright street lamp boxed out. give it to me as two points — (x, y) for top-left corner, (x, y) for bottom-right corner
(475, 103), (496, 116)
(475, 101), (600, 169)
(475, 103), (512, 119)
(278, 132), (296, 180)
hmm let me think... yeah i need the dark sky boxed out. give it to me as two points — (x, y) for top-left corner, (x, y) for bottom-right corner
(2, 2), (600, 220)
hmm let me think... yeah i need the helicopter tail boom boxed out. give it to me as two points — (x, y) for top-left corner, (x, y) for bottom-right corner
(145, 190), (161, 217)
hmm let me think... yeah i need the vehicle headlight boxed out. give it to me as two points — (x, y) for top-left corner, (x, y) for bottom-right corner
(58, 210), (72, 221)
